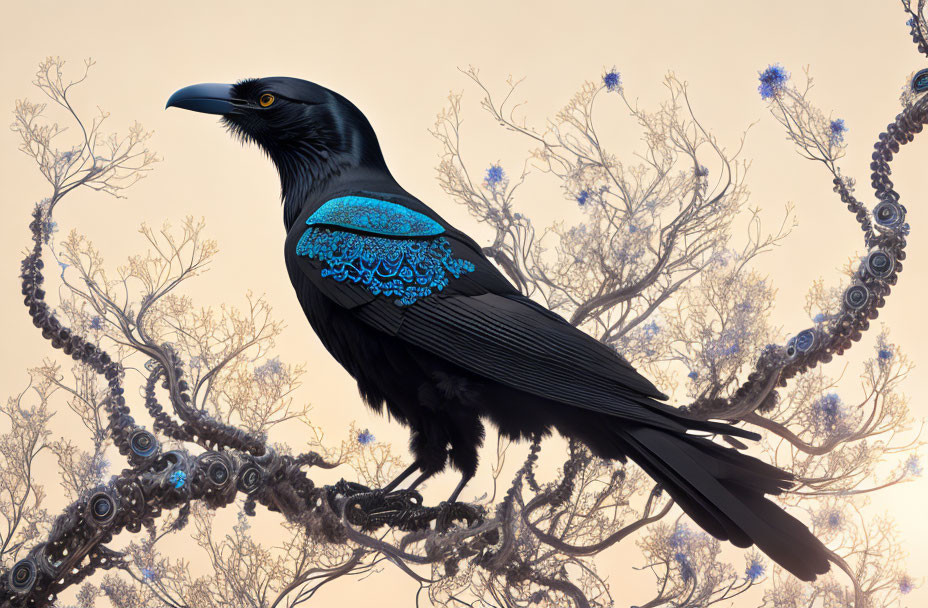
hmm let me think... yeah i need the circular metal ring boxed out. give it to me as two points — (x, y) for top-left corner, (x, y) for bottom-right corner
(913, 68), (928, 94)
(873, 200), (905, 228)
(207, 460), (231, 487)
(129, 429), (159, 459)
(9, 558), (37, 594)
(795, 329), (816, 353)
(237, 463), (263, 494)
(87, 491), (118, 528)
(860, 250), (894, 280)
(844, 284), (870, 310)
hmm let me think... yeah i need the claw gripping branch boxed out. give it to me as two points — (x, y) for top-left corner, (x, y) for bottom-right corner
(0, 202), (487, 608)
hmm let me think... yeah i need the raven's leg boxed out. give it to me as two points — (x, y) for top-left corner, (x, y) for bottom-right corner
(405, 469), (472, 501)
(403, 417), (450, 491)
(447, 473), (472, 504)
(381, 460), (421, 493)
(444, 414), (484, 503)
(407, 469), (436, 491)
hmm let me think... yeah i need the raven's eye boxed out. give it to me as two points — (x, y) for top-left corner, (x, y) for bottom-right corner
(259, 93), (275, 107)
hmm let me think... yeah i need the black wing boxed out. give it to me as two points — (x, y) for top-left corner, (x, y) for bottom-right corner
(287, 195), (756, 438)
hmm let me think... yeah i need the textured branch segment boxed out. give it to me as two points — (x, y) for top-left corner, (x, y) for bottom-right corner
(1, 204), (490, 607)
(690, 93), (928, 420)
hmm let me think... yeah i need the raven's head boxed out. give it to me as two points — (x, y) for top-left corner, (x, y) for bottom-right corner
(167, 77), (389, 226)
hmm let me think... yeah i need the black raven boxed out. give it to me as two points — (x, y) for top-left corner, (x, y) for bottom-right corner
(167, 77), (831, 580)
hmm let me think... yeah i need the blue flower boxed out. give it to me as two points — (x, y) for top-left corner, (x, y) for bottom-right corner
(812, 393), (844, 436)
(674, 552), (694, 582)
(687, 370), (699, 381)
(484, 164), (505, 189)
(89, 316), (103, 330)
(254, 357), (284, 381)
(828, 119), (848, 145)
(899, 574), (914, 594)
(357, 429), (375, 445)
(141, 567), (157, 582)
(628, 224), (638, 233)
(758, 64), (790, 100)
(878, 348), (893, 360)
(603, 68), (622, 92)
(745, 557), (765, 581)
(576, 189), (590, 206)
(813, 313), (825, 323)
(669, 524), (692, 549)
(43, 219), (58, 242)
(817, 507), (844, 531)
(93, 457), (110, 479)
(642, 321), (660, 338)
(168, 470), (186, 489)
(904, 455), (923, 477)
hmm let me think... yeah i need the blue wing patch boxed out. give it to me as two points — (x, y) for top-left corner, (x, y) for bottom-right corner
(296, 227), (476, 306)
(306, 195), (445, 237)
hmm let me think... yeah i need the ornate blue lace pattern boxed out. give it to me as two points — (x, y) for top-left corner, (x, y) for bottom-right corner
(306, 196), (445, 237)
(296, 227), (476, 306)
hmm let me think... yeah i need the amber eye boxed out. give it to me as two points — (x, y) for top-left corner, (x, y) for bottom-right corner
(259, 93), (275, 107)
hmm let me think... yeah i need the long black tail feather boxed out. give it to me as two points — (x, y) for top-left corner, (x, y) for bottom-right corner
(614, 424), (831, 581)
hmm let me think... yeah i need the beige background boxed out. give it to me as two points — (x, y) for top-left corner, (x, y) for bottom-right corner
(1, 0), (926, 605)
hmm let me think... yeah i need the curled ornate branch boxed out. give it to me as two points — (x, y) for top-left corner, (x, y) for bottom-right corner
(0, 207), (492, 607)
(689, 91), (928, 422)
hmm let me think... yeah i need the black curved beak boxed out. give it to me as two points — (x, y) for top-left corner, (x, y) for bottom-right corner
(166, 83), (237, 115)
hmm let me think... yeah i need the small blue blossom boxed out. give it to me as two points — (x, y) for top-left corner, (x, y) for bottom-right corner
(628, 224), (638, 233)
(674, 552), (694, 582)
(576, 189), (590, 206)
(815, 506), (844, 532)
(168, 470), (186, 489)
(89, 316), (103, 330)
(254, 357), (284, 381)
(484, 164), (506, 190)
(828, 119), (848, 146)
(357, 429), (375, 445)
(745, 557), (766, 582)
(758, 64), (790, 100)
(93, 457), (110, 480)
(603, 68), (622, 92)
(642, 321), (660, 338)
(43, 219), (58, 242)
(695, 165), (709, 178)
(899, 574), (915, 594)
(813, 313), (826, 324)
(141, 568), (157, 582)
(669, 524), (692, 549)
(58, 260), (69, 277)
(687, 370), (699, 381)
(811, 393), (845, 436)
(878, 348), (893, 360)
(904, 454), (923, 477)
